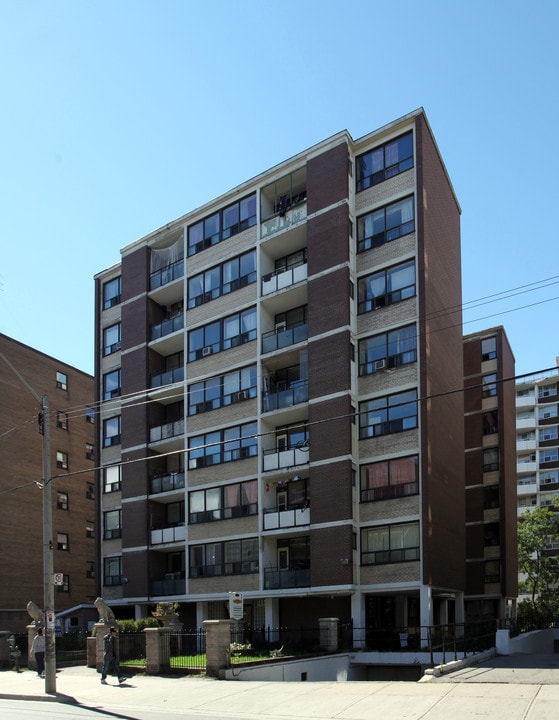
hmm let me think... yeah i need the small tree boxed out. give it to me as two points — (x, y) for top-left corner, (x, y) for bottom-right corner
(518, 503), (559, 619)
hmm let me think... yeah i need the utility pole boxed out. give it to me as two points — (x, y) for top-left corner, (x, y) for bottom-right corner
(0, 352), (56, 694)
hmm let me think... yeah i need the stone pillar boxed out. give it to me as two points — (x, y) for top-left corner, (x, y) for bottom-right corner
(318, 618), (339, 652)
(204, 619), (233, 678)
(27, 625), (38, 671)
(144, 627), (171, 675)
(86, 636), (97, 668)
(94, 623), (108, 672)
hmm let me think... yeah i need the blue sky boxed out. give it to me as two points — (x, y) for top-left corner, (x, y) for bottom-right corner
(1, 0), (558, 378)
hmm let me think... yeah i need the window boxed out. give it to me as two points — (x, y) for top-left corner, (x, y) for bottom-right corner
(187, 194), (256, 256)
(57, 492), (69, 510)
(56, 371), (68, 391)
(483, 523), (500, 547)
(357, 196), (415, 253)
(104, 465), (121, 493)
(188, 365), (257, 415)
(361, 521), (420, 565)
(359, 390), (418, 439)
(104, 556), (122, 586)
(189, 537), (258, 577)
(358, 325), (417, 376)
(103, 323), (121, 356)
(86, 482), (95, 499)
(482, 411), (498, 435)
(482, 373), (498, 398)
(103, 276), (121, 309)
(541, 448), (559, 463)
(358, 260), (415, 313)
(538, 383), (557, 399)
(275, 422), (309, 450)
(481, 336), (497, 361)
(541, 470), (559, 484)
(539, 405), (559, 421)
(188, 422), (258, 469)
(104, 509), (122, 540)
(103, 369), (121, 399)
(360, 455), (419, 502)
(86, 406), (95, 424)
(57, 532), (69, 551)
(57, 411), (68, 430)
(189, 480), (258, 523)
(85, 443), (94, 460)
(188, 250), (256, 308)
(484, 560), (500, 583)
(86, 521), (95, 538)
(103, 416), (121, 447)
(484, 485), (500, 509)
(56, 451), (68, 470)
(356, 132), (414, 191)
(86, 561), (95, 579)
(188, 307), (256, 362)
(539, 426), (558, 442)
(483, 448), (499, 472)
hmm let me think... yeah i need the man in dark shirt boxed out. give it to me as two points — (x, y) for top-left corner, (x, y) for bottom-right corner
(100, 626), (126, 684)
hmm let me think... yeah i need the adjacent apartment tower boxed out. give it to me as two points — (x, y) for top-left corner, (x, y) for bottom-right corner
(94, 109), (468, 642)
(0, 334), (96, 631)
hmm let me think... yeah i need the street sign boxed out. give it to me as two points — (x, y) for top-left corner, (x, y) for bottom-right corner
(54, 572), (64, 586)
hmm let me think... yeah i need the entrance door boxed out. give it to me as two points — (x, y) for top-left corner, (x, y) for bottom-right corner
(278, 546), (289, 570)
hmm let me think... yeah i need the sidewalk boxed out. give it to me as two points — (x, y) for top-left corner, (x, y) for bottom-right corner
(1, 661), (559, 720)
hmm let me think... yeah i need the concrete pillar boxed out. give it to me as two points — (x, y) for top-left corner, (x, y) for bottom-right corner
(204, 619), (233, 678)
(86, 636), (96, 668)
(351, 591), (366, 648)
(318, 618), (339, 652)
(144, 628), (171, 675)
(420, 585), (432, 645)
(27, 625), (38, 671)
(94, 623), (108, 672)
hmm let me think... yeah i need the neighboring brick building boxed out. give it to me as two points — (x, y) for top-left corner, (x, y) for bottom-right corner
(463, 327), (518, 621)
(94, 108), (478, 642)
(0, 334), (96, 632)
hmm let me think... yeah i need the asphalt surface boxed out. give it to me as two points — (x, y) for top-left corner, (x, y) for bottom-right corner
(1, 654), (559, 720)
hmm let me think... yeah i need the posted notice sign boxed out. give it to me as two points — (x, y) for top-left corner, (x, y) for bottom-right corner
(229, 592), (244, 620)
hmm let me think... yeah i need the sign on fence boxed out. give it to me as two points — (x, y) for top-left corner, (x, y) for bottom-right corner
(229, 592), (244, 620)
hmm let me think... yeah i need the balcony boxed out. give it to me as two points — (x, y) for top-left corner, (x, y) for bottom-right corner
(263, 504), (310, 531)
(262, 380), (308, 413)
(150, 471), (185, 494)
(516, 395), (535, 408)
(262, 262), (307, 296)
(151, 524), (186, 545)
(150, 365), (184, 388)
(149, 419), (185, 443)
(262, 322), (308, 354)
(263, 446), (309, 472)
(150, 313), (184, 342)
(150, 259), (184, 291)
(151, 575), (186, 596)
(264, 566), (310, 589)
(516, 439), (536, 452)
(261, 202), (307, 240)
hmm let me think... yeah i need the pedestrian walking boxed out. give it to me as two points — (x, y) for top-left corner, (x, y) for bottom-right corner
(30, 627), (45, 678)
(100, 626), (126, 684)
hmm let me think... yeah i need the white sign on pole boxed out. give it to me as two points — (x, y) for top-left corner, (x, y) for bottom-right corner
(53, 572), (64, 586)
(229, 592), (244, 620)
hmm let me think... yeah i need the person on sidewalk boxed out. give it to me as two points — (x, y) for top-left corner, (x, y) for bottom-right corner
(30, 627), (45, 678)
(100, 626), (126, 684)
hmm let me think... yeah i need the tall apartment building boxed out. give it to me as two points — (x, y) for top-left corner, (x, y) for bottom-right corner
(516, 364), (559, 521)
(94, 109), (468, 640)
(0, 334), (96, 631)
(463, 327), (517, 621)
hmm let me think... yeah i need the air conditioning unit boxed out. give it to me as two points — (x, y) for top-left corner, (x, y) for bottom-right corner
(374, 358), (387, 371)
(202, 346), (213, 357)
(275, 321), (287, 333)
(189, 458), (200, 470)
(235, 390), (249, 402)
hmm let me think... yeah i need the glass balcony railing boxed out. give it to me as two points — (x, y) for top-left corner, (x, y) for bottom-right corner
(150, 471), (185, 494)
(264, 567), (310, 589)
(262, 262), (307, 296)
(150, 366), (184, 388)
(151, 524), (186, 545)
(262, 380), (308, 412)
(263, 504), (310, 530)
(150, 313), (184, 341)
(263, 446), (309, 472)
(150, 259), (184, 290)
(262, 322), (308, 354)
(149, 419), (184, 443)
(151, 576), (186, 596)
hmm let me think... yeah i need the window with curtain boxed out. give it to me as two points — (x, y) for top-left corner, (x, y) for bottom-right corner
(360, 455), (419, 502)
(357, 196), (415, 253)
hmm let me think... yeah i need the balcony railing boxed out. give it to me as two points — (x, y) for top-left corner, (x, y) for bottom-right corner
(262, 262), (307, 296)
(150, 366), (184, 388)
(264, 566), (310, 589)
(263, 504), (310, 530)
(261, 202), (307, 239)
(262, 322), (308, 354)
(150, 419), (184, 443)
(151, 576), (186, 596)
(263, 446), (309, 472)
(150, 259), (184, 290)
(262, 380), (308, 412)
(150, 313), (184, 341)
(151, 524), (186, 545)
(150, 471), (185, 494)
